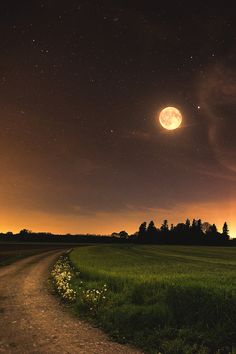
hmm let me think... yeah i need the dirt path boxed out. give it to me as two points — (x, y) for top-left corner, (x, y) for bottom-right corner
(0, 250), (142, 354)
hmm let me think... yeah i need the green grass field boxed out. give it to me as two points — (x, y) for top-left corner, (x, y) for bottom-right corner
(70, 245), (236, 354)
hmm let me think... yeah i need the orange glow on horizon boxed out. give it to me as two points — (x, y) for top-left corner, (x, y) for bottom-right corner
(0, 199), (235, 238)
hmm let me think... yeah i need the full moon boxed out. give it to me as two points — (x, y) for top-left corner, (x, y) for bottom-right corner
(159, 107), (182, 130)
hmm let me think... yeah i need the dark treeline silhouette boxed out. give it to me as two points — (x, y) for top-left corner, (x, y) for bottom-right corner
(0, 219), (234, 246)
(0, 229), (125, 244)
(130, 219), (231, 245)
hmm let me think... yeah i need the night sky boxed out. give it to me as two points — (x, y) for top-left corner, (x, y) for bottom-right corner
(1, 1), (236, 235)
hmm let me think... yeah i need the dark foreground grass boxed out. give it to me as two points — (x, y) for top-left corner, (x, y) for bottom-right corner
(0, 242), (73, 266)
(0, 250), (36, 266)
(70, 245), (236, 354)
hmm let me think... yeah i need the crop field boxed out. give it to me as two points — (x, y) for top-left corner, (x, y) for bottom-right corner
(70, 245), (236, 354)
(0, 242), (73, 266)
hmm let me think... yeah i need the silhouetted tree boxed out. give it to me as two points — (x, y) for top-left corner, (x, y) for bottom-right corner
(119, 231), (129, 239)
(147, 221), (157, 243)
(138, 222), (147, 242)
(19, 229), (32, 237)
(222, 222), (229, 241)
(185, 218), (190, 231)
(161, 220), (169, 232)
(191, 219), (197, 232)
(196, 219), (203, 234)
(205, 223), (219, 243)
(222, 222), (229, 237)
(111, 232), (119, 238)
(174, 223), (187, 243)
(202, 222), (211, 234)
(210, 224), (217, 234)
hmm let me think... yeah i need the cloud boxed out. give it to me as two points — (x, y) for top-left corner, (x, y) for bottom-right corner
(198, 62), (236, 174)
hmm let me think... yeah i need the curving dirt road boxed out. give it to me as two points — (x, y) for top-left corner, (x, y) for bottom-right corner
(0, 250), (142, 354)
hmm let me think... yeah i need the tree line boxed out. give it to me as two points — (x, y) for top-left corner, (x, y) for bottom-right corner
(129, 219), (230, 245)
(0, 219), (232, 245)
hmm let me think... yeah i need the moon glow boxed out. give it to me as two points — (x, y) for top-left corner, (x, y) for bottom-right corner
(159, 107), (182, 130)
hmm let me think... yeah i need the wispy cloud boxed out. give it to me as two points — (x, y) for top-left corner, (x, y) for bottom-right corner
(198, 62), (236, 174)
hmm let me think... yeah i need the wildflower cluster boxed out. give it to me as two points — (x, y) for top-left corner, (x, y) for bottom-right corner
(80, 284), (107, 313)
(51, 255), (77, 302)
(51, 255), (109, 312)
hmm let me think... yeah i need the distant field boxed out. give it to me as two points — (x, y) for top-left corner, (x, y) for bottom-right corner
(0, 242), (72, 266)
(70, 245), (236, 354)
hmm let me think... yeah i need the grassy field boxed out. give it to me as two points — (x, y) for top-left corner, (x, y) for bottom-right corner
(70, 245), (236, 354)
